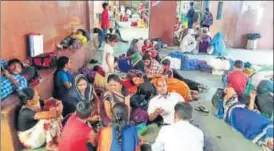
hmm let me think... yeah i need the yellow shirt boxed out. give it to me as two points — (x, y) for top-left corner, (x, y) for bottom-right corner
(73, 34), (87, 45)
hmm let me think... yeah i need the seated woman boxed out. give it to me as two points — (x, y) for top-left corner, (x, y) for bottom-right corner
(58, 101), (97, 151)
(102, 74), (130, 126)
(61, 74), (99, 121)
(127, 39), (145, 72)
(199, 27), (212, 54)
(142, 40), (161, 62)
(219, 88), (273, 150)
(97, 103), (140, 151)
(57, 28), (88, 50)
(210, 32), (227, 56)
(16, 87), (63, 151)
(120, 69), (145, 95)
(53, 56), (73, 100)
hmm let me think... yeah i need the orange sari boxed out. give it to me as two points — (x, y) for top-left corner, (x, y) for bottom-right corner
(152, 77), (192, 102)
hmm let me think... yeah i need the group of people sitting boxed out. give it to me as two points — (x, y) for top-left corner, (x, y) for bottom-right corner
(176, 25), (226, 56)
(215, 60), (273, 151)
(0, 30), (215, 151)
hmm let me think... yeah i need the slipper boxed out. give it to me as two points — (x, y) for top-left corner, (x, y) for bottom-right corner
(89, 59), (98, 64)
(195, 106), (209, 114)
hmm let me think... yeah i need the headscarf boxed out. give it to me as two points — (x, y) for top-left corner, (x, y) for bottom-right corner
(62, 74), (94, 116)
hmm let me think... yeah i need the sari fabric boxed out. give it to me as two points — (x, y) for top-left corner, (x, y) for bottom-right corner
(222, 97), (273, 150)
(62, 74), (94, 116)
(97, 126), (140, 151)
(151, 77), (192, 102)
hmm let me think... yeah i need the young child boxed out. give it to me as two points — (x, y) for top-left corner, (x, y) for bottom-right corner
(227, 60), (249, 95)
(141, 39), (157, 56)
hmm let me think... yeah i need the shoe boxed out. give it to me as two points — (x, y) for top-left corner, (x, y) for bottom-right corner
(89, 59), (98, 64)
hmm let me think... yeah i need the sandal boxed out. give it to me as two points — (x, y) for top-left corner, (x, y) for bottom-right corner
(198, 84), (208, 92)
(195, 106), (209, 114)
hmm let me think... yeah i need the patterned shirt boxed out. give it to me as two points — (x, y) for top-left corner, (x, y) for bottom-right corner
(145, 59), (163, 76)
(1, 74), (28, 100)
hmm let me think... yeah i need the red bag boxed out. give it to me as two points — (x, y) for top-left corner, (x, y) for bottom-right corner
(122, 16), (129, 22)
(131, 21), (138, 27)
(31, 52), (57, 69)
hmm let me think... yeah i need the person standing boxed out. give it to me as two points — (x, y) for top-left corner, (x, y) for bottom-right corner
(201, 8), (213, 29)
(186, 2), (195, 29)
(101, 2), (110, 42)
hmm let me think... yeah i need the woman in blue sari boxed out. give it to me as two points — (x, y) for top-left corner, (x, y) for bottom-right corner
(220, 88), (273, 151)
(210, 32), (227, 56)
(97, 103), (140, 151)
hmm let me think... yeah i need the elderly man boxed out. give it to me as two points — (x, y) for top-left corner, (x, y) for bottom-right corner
(180, 28), (198, 53)
(1, 59), (27, 99)
(147, 77), (184, 125)
(152, 102), (204, 151)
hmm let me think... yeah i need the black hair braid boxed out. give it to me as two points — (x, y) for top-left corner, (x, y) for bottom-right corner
(113, 114), (127, 150)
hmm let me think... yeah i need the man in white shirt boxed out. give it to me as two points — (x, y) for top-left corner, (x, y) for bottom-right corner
(148, 77), (185, 125)
(152, 102), (204, 151)
(180, 28), (198, 53)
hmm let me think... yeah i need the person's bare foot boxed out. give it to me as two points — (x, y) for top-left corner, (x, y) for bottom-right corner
(56, 43), (63, 50)
(46, 143), (58, 151)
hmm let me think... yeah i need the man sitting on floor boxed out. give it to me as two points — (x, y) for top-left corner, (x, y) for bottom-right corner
(152, 102), (204, 151)
(180, 29), (198, 53)
(1, 59), (28, 99)
(143, 53), (163, 78)
(148, 77), (184, 125)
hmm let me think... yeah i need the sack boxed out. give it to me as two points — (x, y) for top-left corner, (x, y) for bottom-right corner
(255, 92), (273, 117)
(28, 34), (43, 57)
(137, 81), (157, 100)
(20, 66), (41, 87)
(31, 52), (57, 69)
(118, 58), (133, 73)
(212, 88), (225, 109)
(167, 52), (184, 70)
(130, 94), (149, 110)
(79, 66), (96, 83)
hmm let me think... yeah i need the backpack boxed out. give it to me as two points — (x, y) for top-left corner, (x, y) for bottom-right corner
(30, 52), (57, 69)
(130, 94), (149, 110)
(20, 66), (41, 87)
(255, 92), (273, 117)
(203, 13), (213, 26)
(137, 81), (157, 100)
(212, 88), (225, 109)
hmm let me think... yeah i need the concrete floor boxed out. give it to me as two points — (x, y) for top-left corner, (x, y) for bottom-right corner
(23, 17), (273, 151)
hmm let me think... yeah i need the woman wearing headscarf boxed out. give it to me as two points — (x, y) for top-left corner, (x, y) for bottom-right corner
(61, 74), (99, 123)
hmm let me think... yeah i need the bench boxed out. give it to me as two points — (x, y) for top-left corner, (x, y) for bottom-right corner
(1, 39), (97, 151)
